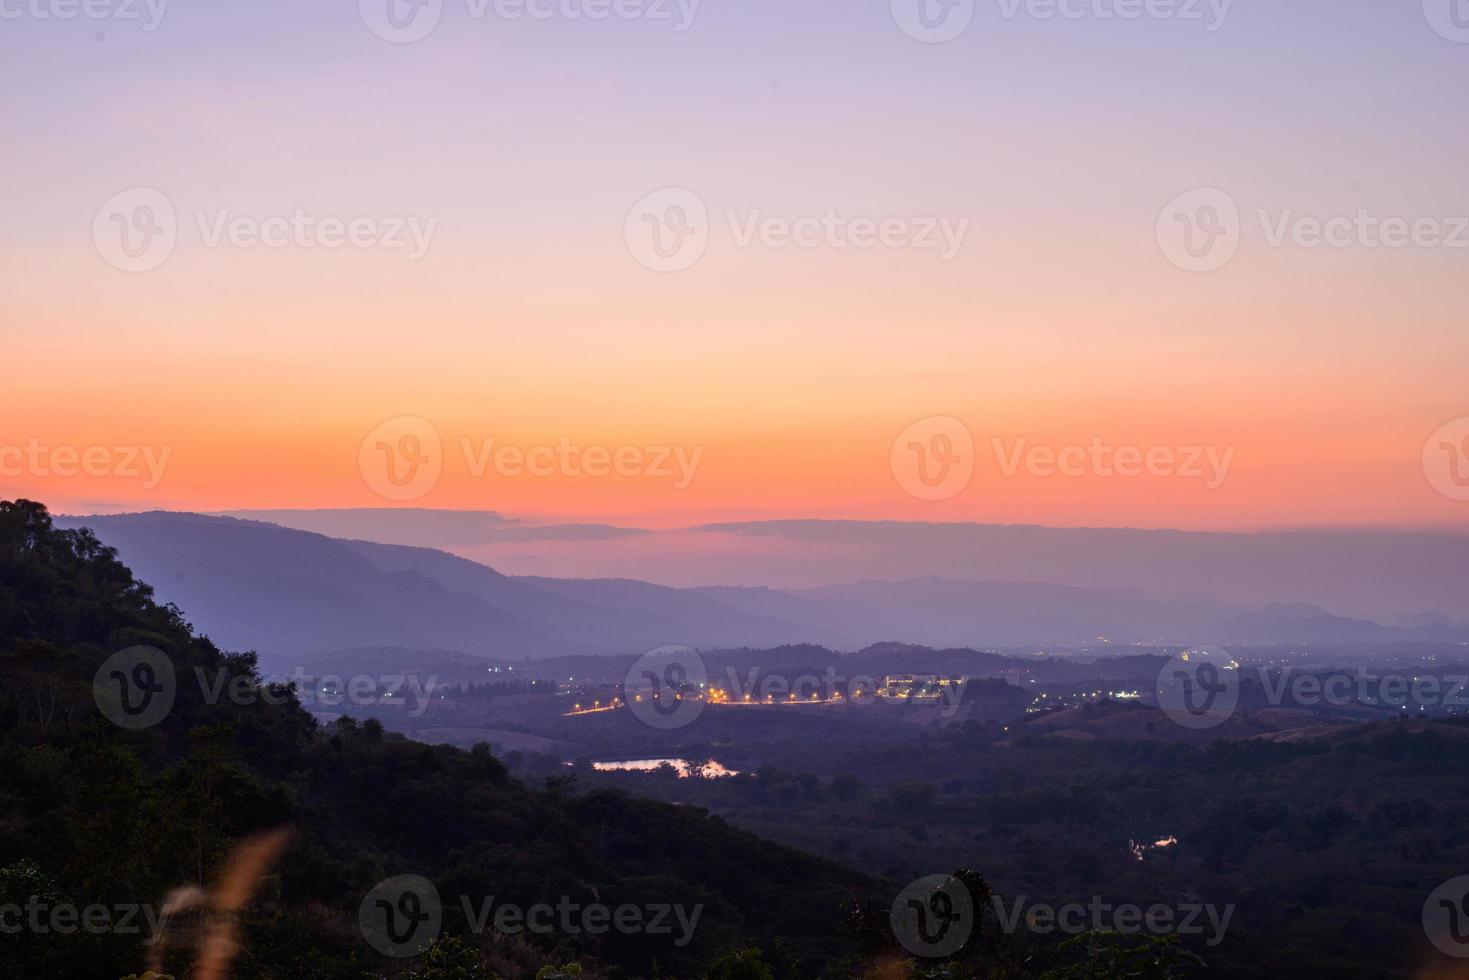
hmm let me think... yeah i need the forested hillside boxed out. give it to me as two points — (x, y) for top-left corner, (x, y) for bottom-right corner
(0, 501), (872, 979)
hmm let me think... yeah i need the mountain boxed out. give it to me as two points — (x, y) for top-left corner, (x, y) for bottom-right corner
(0, 499), (874, 978)
(208, 509), (1469, 621)
(50, 511), (553, 663)
(49, 513), (1469, 670)
(517, 574), (848, 649)
(51, 512), (856, 664)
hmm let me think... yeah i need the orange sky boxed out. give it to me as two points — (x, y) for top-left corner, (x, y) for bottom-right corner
(4, 1), (1467, 531)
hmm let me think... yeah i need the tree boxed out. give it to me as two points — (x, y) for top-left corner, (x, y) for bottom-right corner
(705, 947), (775, 980)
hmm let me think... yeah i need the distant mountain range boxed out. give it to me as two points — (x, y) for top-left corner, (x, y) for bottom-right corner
(218, 508), (1469, 621)
(54, 511), (1469, 667)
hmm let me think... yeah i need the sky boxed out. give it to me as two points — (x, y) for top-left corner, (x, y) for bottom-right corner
(3, 0), (1468, 531)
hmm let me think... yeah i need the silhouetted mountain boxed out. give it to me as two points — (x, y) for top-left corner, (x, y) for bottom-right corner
(52, 513), (854, 663)
(1, 500), (874, 978)
(51, 513), (1469, 669)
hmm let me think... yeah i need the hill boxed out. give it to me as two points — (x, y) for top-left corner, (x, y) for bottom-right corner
(0, 500), (874, 978)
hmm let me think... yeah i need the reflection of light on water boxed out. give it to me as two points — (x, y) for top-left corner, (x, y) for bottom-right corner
(592, 758), (740, 778)
(1128, 835), (1179, 861)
